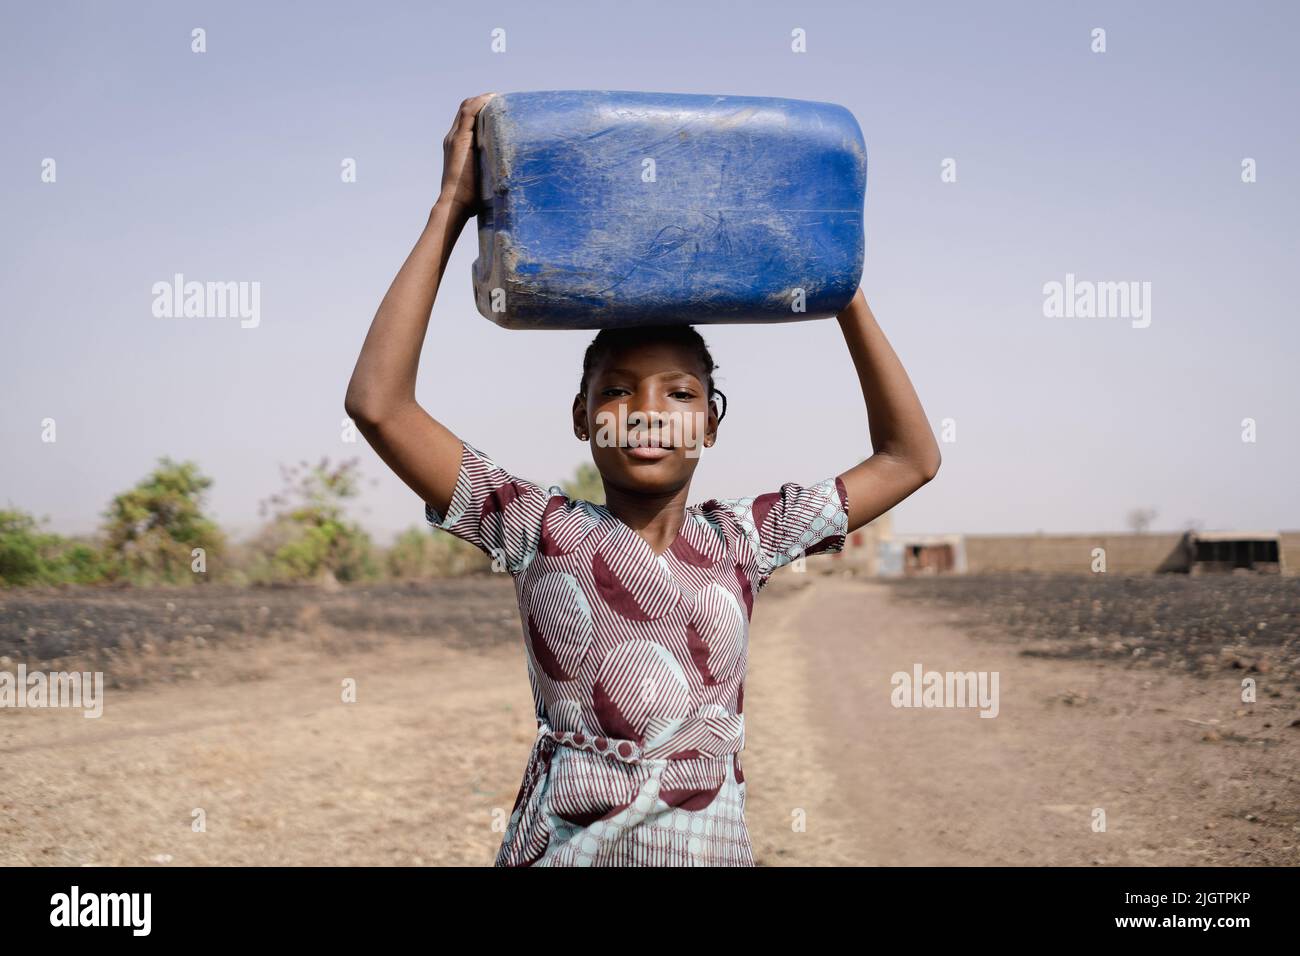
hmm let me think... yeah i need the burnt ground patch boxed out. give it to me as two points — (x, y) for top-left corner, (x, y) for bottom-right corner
(0, 576), (522, 687)
(884, 573), (1300, 691)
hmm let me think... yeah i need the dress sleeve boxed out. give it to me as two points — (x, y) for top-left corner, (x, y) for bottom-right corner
(423, 439), (558, 574)
(713, 475), (851, 586)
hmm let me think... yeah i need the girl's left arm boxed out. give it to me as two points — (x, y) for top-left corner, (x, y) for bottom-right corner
(835, 288), (942, 533)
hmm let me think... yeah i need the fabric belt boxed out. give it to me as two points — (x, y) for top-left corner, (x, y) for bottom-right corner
(534, 711), (744, 765)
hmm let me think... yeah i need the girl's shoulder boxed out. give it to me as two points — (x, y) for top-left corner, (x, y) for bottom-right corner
(538, 489), (620, 536)
(690, 495), (760, 552)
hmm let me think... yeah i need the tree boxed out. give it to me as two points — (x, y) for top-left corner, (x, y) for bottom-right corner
(100, 458), (225, 585)
(1126, 508), (1158, 534)
(250, 457), (376, 584)
(0, 509), (47, 585)
(386, 525), (484, 579)
(561, 461), (605, 505)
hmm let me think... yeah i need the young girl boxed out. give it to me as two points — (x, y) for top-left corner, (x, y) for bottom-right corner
(345, 93), (941, 866)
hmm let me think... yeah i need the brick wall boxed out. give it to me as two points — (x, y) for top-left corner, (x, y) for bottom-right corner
(1281, 531), (1300, 575)
(963, 533), (1188, 574)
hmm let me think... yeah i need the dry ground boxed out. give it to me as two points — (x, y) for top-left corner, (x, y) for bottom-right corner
(2, 573), (1296, 865)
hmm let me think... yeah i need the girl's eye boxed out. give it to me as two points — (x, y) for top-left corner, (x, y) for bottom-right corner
(601, 386), (694, 400)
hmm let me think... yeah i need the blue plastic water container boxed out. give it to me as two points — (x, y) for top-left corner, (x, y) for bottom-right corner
(471, 90), (866, 330)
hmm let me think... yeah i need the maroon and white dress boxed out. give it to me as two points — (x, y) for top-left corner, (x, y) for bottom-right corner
(426, 439), (850, 866)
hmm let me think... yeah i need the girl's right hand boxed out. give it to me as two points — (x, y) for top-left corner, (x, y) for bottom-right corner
(439, 93), (497, 220)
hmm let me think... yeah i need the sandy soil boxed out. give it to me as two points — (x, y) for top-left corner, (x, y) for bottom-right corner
(745, 576), (1297, 866)
(2, 574), (1296, 866)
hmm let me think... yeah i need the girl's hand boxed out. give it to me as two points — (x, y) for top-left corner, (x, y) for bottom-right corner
(438, 93), (497, 221)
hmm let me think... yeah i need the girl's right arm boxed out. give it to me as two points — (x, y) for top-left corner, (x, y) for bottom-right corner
(343, 93), (496, 518)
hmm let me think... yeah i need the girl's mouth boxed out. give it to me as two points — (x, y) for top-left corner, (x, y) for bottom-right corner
(623, 445), (673, 460)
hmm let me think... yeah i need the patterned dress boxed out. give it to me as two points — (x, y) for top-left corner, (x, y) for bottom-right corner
(425, 440), (850, 866)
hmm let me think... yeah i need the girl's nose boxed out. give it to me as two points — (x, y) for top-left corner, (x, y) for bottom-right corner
(626, 406), (669, 429)
(625, 407), (680, 447)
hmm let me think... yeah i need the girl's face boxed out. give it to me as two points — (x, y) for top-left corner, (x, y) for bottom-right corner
(574, 341), (718, 496)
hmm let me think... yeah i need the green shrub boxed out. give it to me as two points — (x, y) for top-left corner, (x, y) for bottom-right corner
(386, 525), (486, 578)
(99, 458), (225, 585)
(248, 457), (378, 584)
(0, 509), (109, 587)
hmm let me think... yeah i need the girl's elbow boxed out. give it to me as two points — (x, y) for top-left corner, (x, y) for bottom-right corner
(344, 387), (388, 431)
(915, 447), (942, 485)
(343, 390), (375, 429)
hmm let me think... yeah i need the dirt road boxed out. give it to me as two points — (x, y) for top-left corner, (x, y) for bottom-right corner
(744, 576), (1296, 866)
(2, 575), (1295, 865)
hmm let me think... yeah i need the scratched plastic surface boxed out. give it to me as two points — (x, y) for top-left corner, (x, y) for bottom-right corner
(471, 90), (867, 330)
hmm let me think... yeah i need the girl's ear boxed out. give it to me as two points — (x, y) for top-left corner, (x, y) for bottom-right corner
(572, 393), (588, 440)
(703, 398), (719, 448)
(710, 388), (727, 426)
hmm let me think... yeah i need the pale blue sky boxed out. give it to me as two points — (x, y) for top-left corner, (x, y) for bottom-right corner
(2, 0), (1296, 542)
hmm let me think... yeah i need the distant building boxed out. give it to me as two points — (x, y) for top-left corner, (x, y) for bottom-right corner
(829, 509), (892, 575)
(824, 520), (1300, 576)
(1188, 531), (1282, 574)
(891, 535), (966, 576)
(827, 510), (964, 576)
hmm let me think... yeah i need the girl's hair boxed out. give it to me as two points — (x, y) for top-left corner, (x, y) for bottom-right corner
(578, 324), (727, 425)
